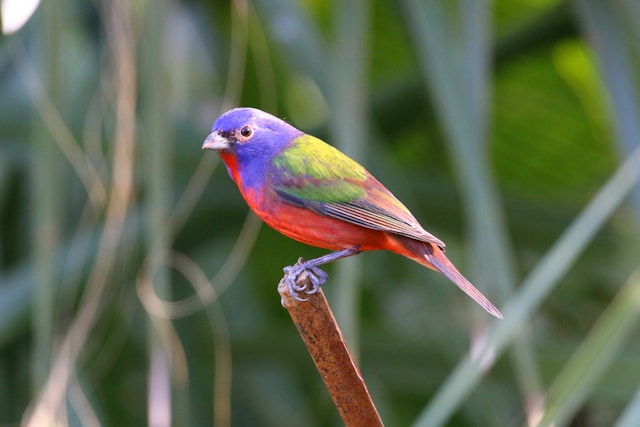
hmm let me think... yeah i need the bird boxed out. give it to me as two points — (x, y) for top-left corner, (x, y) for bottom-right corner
(202, 107), (502, 318)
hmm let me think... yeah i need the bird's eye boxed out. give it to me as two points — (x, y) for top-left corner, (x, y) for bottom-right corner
(238, 125), (253, 141)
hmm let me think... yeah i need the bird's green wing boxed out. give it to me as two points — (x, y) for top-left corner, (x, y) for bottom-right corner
(270, 134), (445, 247)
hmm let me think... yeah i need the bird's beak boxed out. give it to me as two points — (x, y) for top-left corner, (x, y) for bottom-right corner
(202, 132), (231, 151)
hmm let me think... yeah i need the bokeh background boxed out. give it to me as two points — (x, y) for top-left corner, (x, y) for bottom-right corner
(1, 0), (640, 426)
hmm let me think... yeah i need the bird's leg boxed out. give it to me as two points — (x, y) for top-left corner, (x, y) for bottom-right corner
(283, 247), (360, 301)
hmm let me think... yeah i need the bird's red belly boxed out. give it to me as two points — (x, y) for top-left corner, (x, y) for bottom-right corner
(255, 200), (390, 252)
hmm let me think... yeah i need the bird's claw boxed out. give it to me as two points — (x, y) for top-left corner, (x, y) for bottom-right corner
(283, 257), (328, 301)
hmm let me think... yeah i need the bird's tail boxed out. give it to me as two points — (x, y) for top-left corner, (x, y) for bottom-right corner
(398, 238), (503, 319)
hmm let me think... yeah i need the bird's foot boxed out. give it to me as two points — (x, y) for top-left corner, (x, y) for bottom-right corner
(283, 257), (328, 302)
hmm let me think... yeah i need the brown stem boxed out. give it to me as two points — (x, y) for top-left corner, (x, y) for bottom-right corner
(278, 272), (384, 427)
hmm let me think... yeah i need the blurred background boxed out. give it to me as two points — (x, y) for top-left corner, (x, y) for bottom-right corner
(1, 0), (640, 426)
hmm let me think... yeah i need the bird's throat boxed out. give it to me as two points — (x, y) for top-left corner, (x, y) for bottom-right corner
(219, 152), (243, 187)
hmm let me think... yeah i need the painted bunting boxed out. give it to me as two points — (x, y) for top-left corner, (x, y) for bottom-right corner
(203, 108), (502, 318)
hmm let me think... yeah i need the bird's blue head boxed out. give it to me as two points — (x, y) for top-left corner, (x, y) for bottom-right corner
(203, 108), (303, 189)
(203, 108), (302, 159)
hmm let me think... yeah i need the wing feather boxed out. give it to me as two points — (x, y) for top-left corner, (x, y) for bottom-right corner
(322, 198), (445, 247)
(271, 135), (445, 248)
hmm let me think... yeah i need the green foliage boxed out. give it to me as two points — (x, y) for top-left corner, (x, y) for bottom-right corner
(1, 0), (639, 426)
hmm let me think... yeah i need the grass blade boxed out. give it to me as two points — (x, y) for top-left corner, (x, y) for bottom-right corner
(400, 1), (542, 421)
(614, 385), (640, 427)
(328, 0), (370, 356)
(535, 267), (640, 427)
(413, 144), (640, 426)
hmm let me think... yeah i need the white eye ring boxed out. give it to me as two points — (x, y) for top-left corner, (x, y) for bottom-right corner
(238, 125), (253, 141)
